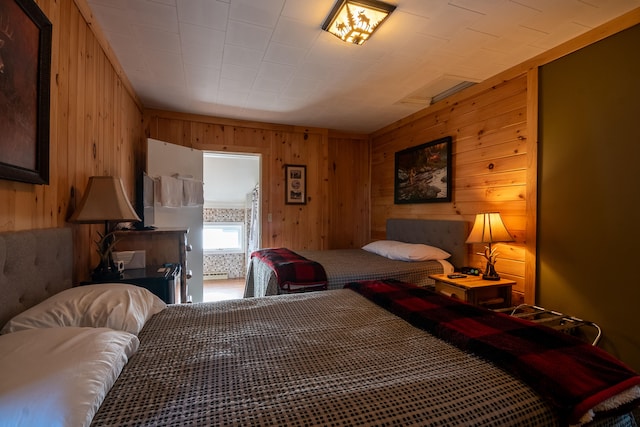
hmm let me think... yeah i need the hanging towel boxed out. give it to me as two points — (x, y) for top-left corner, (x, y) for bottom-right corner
(158, 175), (183, 207)
(182, 178), (204, 206)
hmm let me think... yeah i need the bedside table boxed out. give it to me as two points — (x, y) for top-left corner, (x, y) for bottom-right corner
(82, 264), (181, 304)
(429, 274), (515, 308)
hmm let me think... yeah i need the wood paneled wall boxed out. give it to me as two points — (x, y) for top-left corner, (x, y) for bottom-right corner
(369, 7), (640, 304)
(328, 133), (370, 249)
(143, 110), (370, 251)
(370, 76), (531, 302)
(0, 0), (143, 284)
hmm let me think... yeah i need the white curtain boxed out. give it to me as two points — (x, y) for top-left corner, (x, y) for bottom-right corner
(246, 184), (260, 265)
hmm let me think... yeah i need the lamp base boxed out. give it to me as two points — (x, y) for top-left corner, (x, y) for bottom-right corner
(91, 262), (122, 282)
(482, 262), (501, 281)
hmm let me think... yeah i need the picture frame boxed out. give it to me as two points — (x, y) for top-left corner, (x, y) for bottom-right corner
(0, 0), (52, 185)
(394, 136), (452, 204)
(285, 164), (306, 205)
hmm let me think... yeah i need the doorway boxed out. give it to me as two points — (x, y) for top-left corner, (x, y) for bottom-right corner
(202, 152), (260, 301)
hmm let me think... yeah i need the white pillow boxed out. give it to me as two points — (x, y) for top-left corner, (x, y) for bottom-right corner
(0, 327), (139, 427)
(362, 240), (451, 261)
(1, 283), (166, 335)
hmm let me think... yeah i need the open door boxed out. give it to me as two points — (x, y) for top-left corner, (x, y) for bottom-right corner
(147, 138), (204, 302)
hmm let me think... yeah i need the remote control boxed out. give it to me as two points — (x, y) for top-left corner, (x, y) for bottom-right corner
(447, 274), (467, 279)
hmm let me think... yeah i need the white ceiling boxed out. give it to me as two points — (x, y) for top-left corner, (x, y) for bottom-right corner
(86, 0), (640, 133)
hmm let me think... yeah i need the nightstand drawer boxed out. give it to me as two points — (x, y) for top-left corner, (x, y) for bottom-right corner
(429, 274), (514, 308)
(435, 282), (467, 300)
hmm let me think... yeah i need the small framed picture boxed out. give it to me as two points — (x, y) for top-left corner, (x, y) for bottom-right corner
(285, 164), (306, 205)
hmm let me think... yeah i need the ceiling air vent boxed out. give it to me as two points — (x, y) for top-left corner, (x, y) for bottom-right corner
(430, 81), (476, 104)
(396, 75), (478, 107)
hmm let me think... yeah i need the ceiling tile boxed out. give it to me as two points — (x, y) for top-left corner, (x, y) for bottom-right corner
(220, 63), (258, 84)
(135, 27), (181, 54)
(217, 85), (249, 107)
(180, 24), (224, 68)
(264, 43), (307, 66)
(223, 45), (264, 69)
(282, 0), (329, 25)
(226, 20), (273, 51)
(229, 0), (285, 28)
(177, 0), (228, 31)
(129, 0), (178, 32)
(271, 17), (320, 49)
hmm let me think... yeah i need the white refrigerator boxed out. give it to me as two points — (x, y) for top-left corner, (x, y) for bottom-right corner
(147, 138), (204, 302)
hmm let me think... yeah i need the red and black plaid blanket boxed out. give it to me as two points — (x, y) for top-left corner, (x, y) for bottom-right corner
(345, 279), (640, 425)
(251, 248), (328, 292)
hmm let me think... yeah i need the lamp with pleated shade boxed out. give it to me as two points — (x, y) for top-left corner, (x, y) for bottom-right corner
(70, 176), (141, 280)
(465, 212), (513, 280)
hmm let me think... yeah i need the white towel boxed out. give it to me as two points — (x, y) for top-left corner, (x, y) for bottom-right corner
(182, 178), (204, 206)
(157, 175), (183, 207)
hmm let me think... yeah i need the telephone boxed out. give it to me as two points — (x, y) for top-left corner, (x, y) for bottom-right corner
(459, 266), (480, 276)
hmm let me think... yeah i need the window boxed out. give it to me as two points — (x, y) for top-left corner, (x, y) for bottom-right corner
(203, 222), (244, 254)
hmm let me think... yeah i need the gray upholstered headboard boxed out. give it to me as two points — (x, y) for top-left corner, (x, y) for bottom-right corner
(0, 227), (73, 328)
(386, 218), (468, 269)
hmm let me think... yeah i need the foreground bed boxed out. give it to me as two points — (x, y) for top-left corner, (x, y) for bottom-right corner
(245, 218), (466, 297)
(91, 285), (639, 427)
(1, 228), (639, 427)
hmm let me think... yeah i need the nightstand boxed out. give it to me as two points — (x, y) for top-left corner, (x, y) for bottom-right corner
(429, 273), (514, 308)
(113, 229), (190, 304)
(82, 264), (181, 304)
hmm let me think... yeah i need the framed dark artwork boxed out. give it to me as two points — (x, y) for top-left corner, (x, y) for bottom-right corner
(0, 0), (52, 185)
(285, 164), (306, 205)
(394, 136), (452, 204)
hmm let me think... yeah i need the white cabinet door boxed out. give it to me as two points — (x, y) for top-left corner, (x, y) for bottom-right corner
(147, 138), (204, 302)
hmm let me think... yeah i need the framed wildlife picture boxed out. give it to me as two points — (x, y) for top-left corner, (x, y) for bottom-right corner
(0, 0), (52, 184)
(285, 164), (306, 205)
(394, 136), (452, 204)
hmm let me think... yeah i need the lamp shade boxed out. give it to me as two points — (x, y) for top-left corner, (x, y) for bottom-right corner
(69, 176), (141, 223)
(466, 212), (513, 244)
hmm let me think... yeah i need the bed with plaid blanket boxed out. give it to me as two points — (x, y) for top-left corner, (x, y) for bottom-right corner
(92, 289), (637, 427)
(244, 218), (467, 298)
(250, 248), (328, 292)
(245, 248), (450, 297)
(346, 279), (640, 425)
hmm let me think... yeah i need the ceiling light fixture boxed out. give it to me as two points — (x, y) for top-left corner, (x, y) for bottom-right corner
(322, 0), (396, 45)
